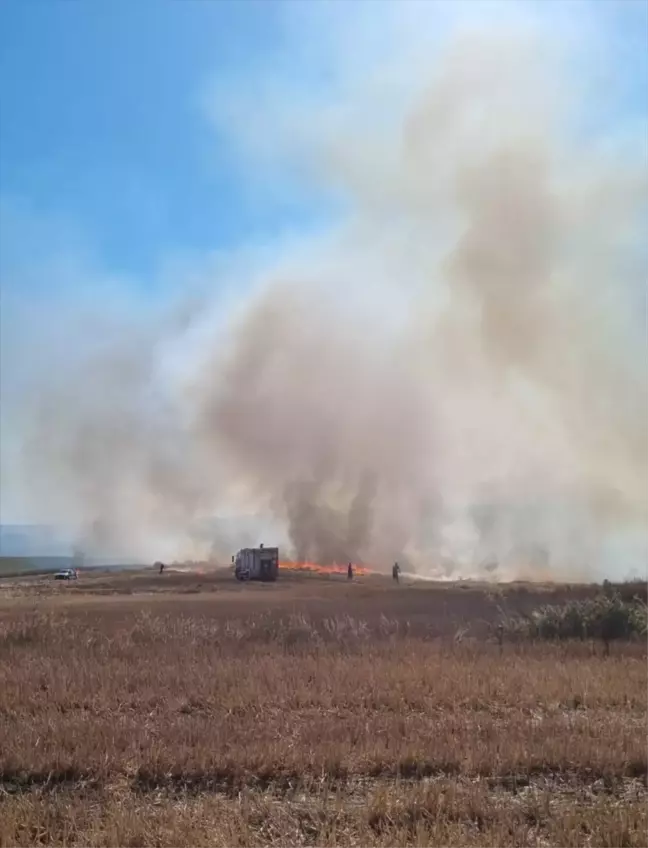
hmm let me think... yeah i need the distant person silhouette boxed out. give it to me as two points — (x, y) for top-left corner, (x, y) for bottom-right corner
(347, 562), (353, 580)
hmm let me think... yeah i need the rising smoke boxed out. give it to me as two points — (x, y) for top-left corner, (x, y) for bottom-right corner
(2, 3), (646, 578)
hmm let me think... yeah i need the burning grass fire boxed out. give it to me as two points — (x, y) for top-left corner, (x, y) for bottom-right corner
(280, 561), (373, 576)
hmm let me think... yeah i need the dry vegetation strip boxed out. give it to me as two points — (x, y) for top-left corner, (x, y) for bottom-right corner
(3, 778), (646, 848)
(0, 591), (646, 847)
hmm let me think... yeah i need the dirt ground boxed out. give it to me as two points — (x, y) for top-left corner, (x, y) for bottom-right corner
(0, 564), (609, 635)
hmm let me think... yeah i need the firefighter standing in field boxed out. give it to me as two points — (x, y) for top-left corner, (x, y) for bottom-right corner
(347, 562), (354, 580)
(392, 561), (400, 583)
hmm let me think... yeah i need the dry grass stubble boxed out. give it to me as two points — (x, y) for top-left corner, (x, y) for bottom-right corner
(0, 581), (646, 846)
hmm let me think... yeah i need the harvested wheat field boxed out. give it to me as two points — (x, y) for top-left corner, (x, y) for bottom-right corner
(0, 569), (646, 847)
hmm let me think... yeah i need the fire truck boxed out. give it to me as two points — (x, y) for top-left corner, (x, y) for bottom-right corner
(233, 545), (279, 582)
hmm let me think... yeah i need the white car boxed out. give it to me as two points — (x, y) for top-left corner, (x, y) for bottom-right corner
(54, 569), (78, 581)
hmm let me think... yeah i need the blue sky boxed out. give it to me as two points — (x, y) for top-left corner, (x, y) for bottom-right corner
(0, 0), (335, 281)
(0, 0), (645, 287)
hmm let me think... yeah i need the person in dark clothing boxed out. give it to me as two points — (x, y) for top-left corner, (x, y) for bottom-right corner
(157, 561), (165, 575)
(347, 562), (353, 580)
(392, 561), (400, 583)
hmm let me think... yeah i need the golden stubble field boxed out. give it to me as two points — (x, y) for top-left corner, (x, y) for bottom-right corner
(0, 568), (646, 847)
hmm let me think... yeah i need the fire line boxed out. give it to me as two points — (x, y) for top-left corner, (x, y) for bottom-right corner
(279, 561), (372, 576)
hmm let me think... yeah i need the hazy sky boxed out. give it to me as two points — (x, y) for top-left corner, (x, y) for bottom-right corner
(1, 0), (646, 578)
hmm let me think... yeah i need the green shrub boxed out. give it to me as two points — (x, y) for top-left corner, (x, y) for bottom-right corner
(498, 592), (647, 647)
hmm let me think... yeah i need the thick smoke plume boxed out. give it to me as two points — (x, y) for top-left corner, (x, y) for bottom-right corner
(2, 6), (646, 579)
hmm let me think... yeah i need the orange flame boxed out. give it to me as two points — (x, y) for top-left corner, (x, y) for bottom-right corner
(279, 560), (372, 576)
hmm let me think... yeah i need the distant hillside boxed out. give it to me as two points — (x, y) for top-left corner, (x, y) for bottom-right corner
(0, 525), (73, 558)
(0, 555), (74, 578)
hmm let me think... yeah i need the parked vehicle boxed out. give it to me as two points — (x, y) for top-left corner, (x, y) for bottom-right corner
(54, 569), (78, 581)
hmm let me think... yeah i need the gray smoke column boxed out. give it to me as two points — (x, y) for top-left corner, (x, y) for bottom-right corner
(1, 5), (646, 577)
(192, 283), (430, 565)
